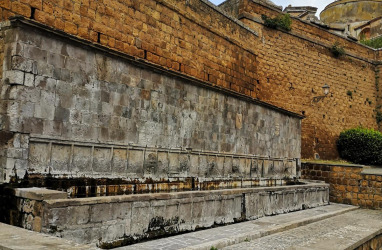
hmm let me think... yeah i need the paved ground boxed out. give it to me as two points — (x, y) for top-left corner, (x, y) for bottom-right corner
(0, 222), (96, 250)
(2, 203), (381, 250)
(118, 204), (357, 250)
(224, 209), (382, 250)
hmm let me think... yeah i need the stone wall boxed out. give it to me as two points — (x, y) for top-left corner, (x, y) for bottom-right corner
(355, 233), (382, 250)
(0, 0), (380, 159)
(10, 183), (329, 247)
(302, 162), (382, 209)
(0, 19), (301, 184)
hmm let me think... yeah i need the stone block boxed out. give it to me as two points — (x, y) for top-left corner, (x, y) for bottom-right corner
(90, 203), (112, 223)
(28, 142), (50, 174)
(11, 55), (33, 72)
(199, 155), (208, 177)
(71, 146), (92, 174)
(127, 149), (144, 178)
(7, 148), (23, 158)
(189, 154), (199, 177)
(168, 152), (180, 175)
(34, 103), (54, 121)
(14, 187), (67, 200)
(130, 202), (150, 235)
(19, 87), (41, 102)
(4, 70), (24, 85)
(143, 150), (158, 177)
(20, 102), (35, 118)
(112, 148), (128, 176)
(101, 223), (126, 243)
(32, 216), (42, 232)
(223, 157), (233, 177)
(50, 144), (71, 173)
(93, 147), (112, 174)
(66, 206), (90, 225)
(54, 107), (70, 122)
(111, 202), (132, 220)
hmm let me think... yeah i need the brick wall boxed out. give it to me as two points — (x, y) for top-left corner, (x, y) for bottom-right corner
(302, 162), (382, 209)
(0, 0), (380, 159)
(226, 0), (379, 159)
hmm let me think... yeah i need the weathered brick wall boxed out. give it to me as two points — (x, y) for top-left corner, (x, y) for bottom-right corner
(355, 233), (382, 250)
(225, 0), (379, 159)
(302, 162), (382, 209)
(0, 0), (380, 160)
(0, 20), (301, 183)
(0, 0), (259, 97)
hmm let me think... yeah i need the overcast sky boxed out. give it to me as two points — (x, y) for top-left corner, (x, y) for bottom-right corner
(210, 0), (333, 17)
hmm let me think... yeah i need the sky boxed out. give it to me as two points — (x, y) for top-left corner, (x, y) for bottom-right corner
(210, 0), (334, 17)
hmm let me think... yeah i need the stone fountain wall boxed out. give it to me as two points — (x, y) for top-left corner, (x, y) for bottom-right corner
(0, 19), (302, 187)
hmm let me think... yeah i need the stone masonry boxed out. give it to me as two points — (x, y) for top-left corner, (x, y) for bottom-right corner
(9, 183), (329, 247)
(302, 162), (382, 209)
(0, 0), (380, 159)
(0, 18), (302, 184)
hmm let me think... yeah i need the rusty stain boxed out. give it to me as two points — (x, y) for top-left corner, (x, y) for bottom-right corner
(19, 174), (299, 198)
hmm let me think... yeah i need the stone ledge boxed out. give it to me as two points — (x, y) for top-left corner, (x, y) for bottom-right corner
(14, 187), (67, 201)
(302, 161), (364, 168)
(43, 181), (329, 208)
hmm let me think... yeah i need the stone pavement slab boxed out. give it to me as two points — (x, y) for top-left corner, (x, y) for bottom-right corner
(223, 209), (382, 250)
(0, 222), (97, 250)
(118, 203), (356, 250)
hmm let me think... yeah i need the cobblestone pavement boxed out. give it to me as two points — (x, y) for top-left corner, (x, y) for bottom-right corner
(118, 204), (356, 250)
(224, 209), (382, 250)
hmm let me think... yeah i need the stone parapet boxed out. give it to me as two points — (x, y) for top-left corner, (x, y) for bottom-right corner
(302, 161), (382, 209)
(6, 182), (329, 248)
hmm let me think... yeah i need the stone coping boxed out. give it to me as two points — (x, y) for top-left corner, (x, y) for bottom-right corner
(302, 161), (364, 168)
(361, 166), (382, 176)
(43, 181), (329, 208)
(14, 187), (67, 201)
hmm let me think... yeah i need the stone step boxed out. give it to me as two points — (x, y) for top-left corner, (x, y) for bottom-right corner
(117, 203), (357, 250)
(0, 222), (97, 250)
(223, 208), (382, 250)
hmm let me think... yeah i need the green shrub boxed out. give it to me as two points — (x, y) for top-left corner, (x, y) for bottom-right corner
(360, 36), (382, 49)
(330, 42), (346, 58)
(261, 14), (292, 31)
(337, 127), (382, 165)
(377, 111), (382, 124)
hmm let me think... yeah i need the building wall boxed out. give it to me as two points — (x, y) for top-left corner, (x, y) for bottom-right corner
(0, 21), (301, 184)
(227, 0), (378, 159)
(320, 0), (382, 24)
(0, 0), (380, 160)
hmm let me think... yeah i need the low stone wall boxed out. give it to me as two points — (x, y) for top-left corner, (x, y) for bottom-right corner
(356, 233), (382, 250)
(302, 162), (382, 209)
(10, 182), (329, 248)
